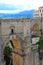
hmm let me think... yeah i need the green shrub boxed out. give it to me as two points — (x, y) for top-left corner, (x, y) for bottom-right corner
(36, 39), (43, 60)
(3, 45), (12, 65)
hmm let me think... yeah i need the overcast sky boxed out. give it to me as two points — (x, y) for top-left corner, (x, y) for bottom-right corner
(0, 0), (43, 13)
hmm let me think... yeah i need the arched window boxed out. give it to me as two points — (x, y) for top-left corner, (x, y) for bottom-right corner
(11, 29), (14, 34)
(32, 23), (39, 31)
(0, 22), (1, 26)
(10, 26), (15, 34)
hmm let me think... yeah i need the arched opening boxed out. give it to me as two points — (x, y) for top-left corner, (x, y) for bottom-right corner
(0, 22), (1, 26)
(3, 37), (23, 65)
(32, 23), (41, 36)
(11, 29), (14, 34)
(33, 23), (39, 31)
(10, 26), (15, 34)
(3, 40), (13, 65)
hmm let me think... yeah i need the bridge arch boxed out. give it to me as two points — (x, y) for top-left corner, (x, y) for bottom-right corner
(31, 23), (41, 36)
(3, 35), (23, 65)
(32, 23), (39, 31)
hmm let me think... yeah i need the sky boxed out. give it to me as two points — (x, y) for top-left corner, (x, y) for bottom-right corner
(0, 0), (43, 13)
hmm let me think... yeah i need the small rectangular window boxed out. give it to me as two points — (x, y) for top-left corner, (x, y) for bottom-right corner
(42, 10), (43, 12)
(40, 10), (41, 12)
(41, 13), (42, 16)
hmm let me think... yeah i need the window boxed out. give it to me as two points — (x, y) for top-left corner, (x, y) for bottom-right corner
(11, 29), (14, 34)
(10, 26), (15, 34)
(41, 13), (42, 16)
(0, 22), (1, 26)
(42, 10), (43, 12)
(40, 10), (41, 12)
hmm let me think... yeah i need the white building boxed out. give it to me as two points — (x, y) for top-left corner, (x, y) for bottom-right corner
(34, 6), (43, 18)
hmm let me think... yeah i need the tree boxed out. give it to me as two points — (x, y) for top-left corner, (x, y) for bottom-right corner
(3, 44), (13, 65)
(36, 39), (43, 60)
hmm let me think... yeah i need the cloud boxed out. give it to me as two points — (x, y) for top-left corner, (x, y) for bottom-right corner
(0, 0), (43, 12)
(0, 10), (22, 13)
(0, 4), (18, 10)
